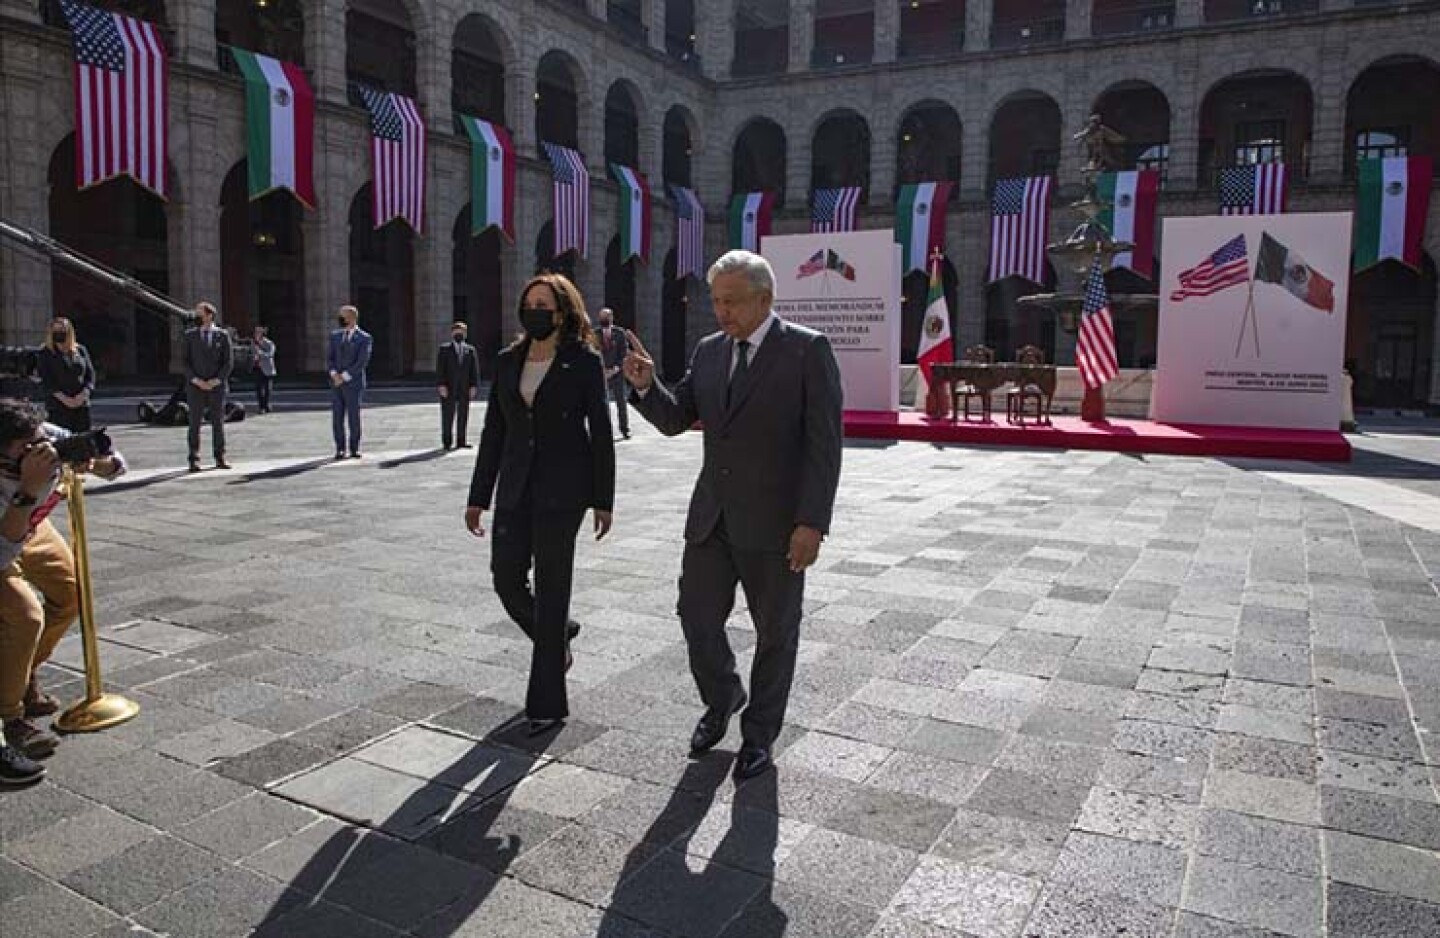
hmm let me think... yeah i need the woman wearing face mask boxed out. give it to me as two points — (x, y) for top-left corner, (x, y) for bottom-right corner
(36, 317), (96, 432)
(465, 274), (615, 735)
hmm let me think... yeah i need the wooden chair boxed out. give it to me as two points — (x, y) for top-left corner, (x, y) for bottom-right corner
(953, 345), (996, 422)
(1006, 345), (1048, 425)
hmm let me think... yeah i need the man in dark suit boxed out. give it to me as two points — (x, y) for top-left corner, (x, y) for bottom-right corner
(181, 301), (234, 472)
(624, 249), (844, 780)
(327, 305), (373, 459)
(436, 320), (481, 450)
(596, 307), (631, 440)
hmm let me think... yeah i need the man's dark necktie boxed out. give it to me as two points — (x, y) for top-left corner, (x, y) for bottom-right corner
(727, 340), (750, 408)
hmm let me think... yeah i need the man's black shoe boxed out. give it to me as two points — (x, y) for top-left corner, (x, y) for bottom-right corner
(0, 745), (45, 786)
(214, 458), (232, 470)
(733, 746), (773, 781)
(690, 689), (747, 754)
(526, 717), (564, 737)
(458, 442), (473, 449)
(442, 443), (453, 451)
(349, 452), (362, 459)
(334, 451), (345, 461)
(188, 460), (201, 473)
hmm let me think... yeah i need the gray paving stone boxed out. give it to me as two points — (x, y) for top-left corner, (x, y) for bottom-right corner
(0, 880), (122, 938)
(61, 835), (227, 915)
(888, 855), (1040, 938)
(418, 798), (570, 871)
(932, 808), (1069, 878)
(1202, 769), (1321, 826)
(1181, 855), (1322, 938)
(864, 751), (989, 805)
(252, 900), (406, 938)
(7, 806), (157, 877)
(964, 768), (1091, 827)
(327, 840), (495, 929)
(1193, 809), (1321, 876)
(899, 718), (1005, 766)
(1224, 679), (1313, 715)
(1019, 704), (1117, 748)
(1212, 735), (1319, 782)
(1021, 883), (1178, 938)
(1319, 785), (1440, 850)
(719, 882), (879, 938)
(1112, 719), (1215, 762)
(211, 738), (331, 787)
(1173, 912), (1289, 938)
(777, 827), (918, 909)
(1324, 829), (1440, 903)
(994, 736), (1105, 785)
(1135, 669), (1227, 701)
(1317, 750), (1437, 802)
(607, 846), (768, 938)
(1075, 786), (1198, 848)
(778, 731), (893, 782)
(1050, 832), (1187, 907)
(1316, 716), (1425, 762)
(134, 867), (303, 938)
(273, 759), (482, 840)
(1099, 750), (1207, 802)
(240, 819), (402, 895)
(154, 718), (280, 766)
(1326, 882), (1440, 938)
(823, 785), (957, 852)
(175, 792), (319, 860)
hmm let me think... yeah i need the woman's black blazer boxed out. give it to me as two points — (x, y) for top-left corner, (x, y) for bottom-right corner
(469, 338), (615, 513)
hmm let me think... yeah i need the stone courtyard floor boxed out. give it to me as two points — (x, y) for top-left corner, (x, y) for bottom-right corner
(2, 396), (1438, 938)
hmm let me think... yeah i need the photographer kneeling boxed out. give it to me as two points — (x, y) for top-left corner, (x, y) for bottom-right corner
(0, 399), (125, 772)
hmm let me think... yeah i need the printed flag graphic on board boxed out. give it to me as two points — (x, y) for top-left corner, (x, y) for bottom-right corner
(729, 191), (776, 251)
(1219, 164), (1288, 216)
(895, 182), (953, 275)
(1354, 156), (1433, 271)
(1097, 169), (1159, 279)
(359, 86), (425, 232)
(1170, 234), (1250, 303)
(916, 253), (953, 386)
(798, 249), (826, 279)
(1255, 232), (1334, 313)
(610, 164), (651, 264)
(459, 116), (514, 239)
(231, 47), (313, 207)
(60, 0), (169, 197)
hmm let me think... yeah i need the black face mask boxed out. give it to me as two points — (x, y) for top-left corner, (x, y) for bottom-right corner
(338, 317), (349, 328)
(520, 307), (557, 341)
(51, 331), (68, 343)
(452, 332), (465, 343)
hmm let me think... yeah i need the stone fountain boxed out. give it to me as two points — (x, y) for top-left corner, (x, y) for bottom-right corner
(1016, 114), (1159, 421)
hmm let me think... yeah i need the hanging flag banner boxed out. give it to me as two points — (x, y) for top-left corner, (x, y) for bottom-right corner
(728, 191), (776, 251)
(1097, 169), (1160, 279)
(610, 164), (651, 264)
(459, 115), (515, 240)
(989, 176), (1052, 284)
(543, 142), (590, 258)
(895, 182), (953, 276)
(812, 186), (862, 233)
(671, 185), (705, 280)
(359, 86), (425, 232)
(1153, 213), (1351, 431)
(1219, 163), (1288, 216)
(231, 47), (314, 207)
(1354, 156), (1432, 271)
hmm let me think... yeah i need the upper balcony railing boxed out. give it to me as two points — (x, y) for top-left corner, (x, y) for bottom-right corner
(990, 17), (1065, 50)
(731, 26), (788, 77)
(1205, 0), (1319, 23)
(897, 26), (965, 59)
(1092, 3), (1176, 36)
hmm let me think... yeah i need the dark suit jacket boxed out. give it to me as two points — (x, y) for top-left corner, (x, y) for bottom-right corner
(597, 326), (629, 372)
(182, 327), (235, 386)
(469, 339), (615, 514)
(436, 341), (481, 391)
(327, 328), (373, 388)
(37, 345), (95, 397)
(632, 316), (843, 552)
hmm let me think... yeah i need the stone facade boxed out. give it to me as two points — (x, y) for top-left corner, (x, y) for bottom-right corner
(1, 0), (1438, 405)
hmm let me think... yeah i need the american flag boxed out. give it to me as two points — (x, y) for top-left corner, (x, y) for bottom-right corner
(1170, 234), (1250, 302)
(360, 86), (425, 232)
(1077, 260), (1119, 390)
(811, 186), (862, 233)
(670, 185), (705, 280)
(1220, 164), (1288, 215)
(989, 176), (1052, 284)
(544, 142), (590, 258)
(797, 249), (826, 278)
(60, 0), (168, 196)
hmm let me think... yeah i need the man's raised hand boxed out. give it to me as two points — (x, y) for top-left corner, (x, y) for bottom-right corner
(622, 329), (655, 391)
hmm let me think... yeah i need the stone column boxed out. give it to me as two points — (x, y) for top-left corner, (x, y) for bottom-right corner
(1064, 0), (1091, 41)
(788, 0), (815, 74)
(308, 0), (348, 104)
(171, 0), (217, 69)
(0, 44), (52, 345)
(964, 0), (992, 53)
(168, 83), (226, 314)
(787, 118), (811, 220)
(1174, 0), (1203, 28)
(0, 0), (39, 23)
(587, 0), (606, 21)
(412, 143), (462, 371)
(648, 0), (667, 54)
(302, 121), (360, 372)
(951, 209), (987, 348)
(1308, 33), (1348, 187)
(697, 0), (735, 80)
(1167, 50), (1202, 191)
(874, 0), (900, 65)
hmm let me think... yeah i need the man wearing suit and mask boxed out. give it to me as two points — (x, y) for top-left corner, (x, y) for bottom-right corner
(624, 249), (843, 781)
(596, 308), (631, 440)
(328, 305), (373, 459)
(436, 321), (481, 450)
(182, 301), (234, 472)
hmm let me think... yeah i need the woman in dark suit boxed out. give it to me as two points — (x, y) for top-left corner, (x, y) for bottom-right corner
(465, 273), (615, 734)
(36, 317), (96, 432)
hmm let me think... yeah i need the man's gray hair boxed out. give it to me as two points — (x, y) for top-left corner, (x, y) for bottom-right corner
(707, 250), (776, 297)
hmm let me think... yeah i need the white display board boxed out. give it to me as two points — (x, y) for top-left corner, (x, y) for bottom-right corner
(764, 229), (902, 412)
(1151, 213), (1351, 431)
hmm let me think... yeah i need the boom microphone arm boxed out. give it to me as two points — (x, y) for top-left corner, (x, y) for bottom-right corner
(0, 217), (197, 325)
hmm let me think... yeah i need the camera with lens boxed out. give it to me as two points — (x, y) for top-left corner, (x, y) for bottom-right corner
(0, 346), (41, 379)
(50, 428), (113, 465)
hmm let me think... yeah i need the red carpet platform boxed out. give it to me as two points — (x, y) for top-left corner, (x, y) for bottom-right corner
(843, 411), (1351, 462)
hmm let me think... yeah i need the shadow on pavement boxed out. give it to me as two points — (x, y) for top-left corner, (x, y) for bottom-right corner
(378, 449), (450, 469)
(229, 457), (338, 484)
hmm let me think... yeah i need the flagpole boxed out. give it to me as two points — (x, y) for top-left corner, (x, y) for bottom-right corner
(1235, 278), (1256, 358)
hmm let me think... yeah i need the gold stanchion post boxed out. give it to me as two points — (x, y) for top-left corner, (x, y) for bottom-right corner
(54, 466), (139, 733)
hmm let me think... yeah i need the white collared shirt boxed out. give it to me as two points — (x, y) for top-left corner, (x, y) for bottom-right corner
(730, 311), (776, 377)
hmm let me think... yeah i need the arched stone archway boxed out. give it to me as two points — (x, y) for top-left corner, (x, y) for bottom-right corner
(899, 0), (963, 58)
(732, 117), (788, 208)
(1199, 70), (1313, 185)
(1350, 255), (1437, 408)
(345, 0), (416, 97)
(663, 106), (697, 188)
(992, 0), (1064, 49)
(452, 14), (507, 126)
(1093, 81), (1172, 173)
(604, 235), (638, 330)
(536, 51), (583, 153)
(734, 0), (789, 77)
(215, 0), (304, 65)
(452, 207), (504, 376)
(661, 248), (689, 381)
(219, 161), (307, 374)
(604, 81), (642, 169)
(810, 110), (871, 195)
(897, 101), (961, 198)
(1345, 56), (1440, 174)
(813, 0), (874, 68)
(989, 92), (1061, 183)
(348, 182), (414, 377)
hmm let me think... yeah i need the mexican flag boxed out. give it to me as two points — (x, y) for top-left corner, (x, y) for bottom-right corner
(896, 182), (953, 275)
(1255, 232), (1334, 313)
(232, 47), (314, 206)
(459, 115), (515, 239)
(1354, 156), (1433, 271)
(610, 164), (651, 264)
(1097, 169), (1160, 279)
(916, 256), (953, 387)
(728, 191), (776, 251)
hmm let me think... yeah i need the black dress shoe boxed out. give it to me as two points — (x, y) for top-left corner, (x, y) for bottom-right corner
(214, 458), (232, 470)
(334, 451), (345, 461)
(188, 461), (202, 473)
(526, 717), (564, 737)
(458, 442), (473, 449)
(349, 451), (362, 459)
(733, 746), (773, 781)
(690, 689), (747, 754)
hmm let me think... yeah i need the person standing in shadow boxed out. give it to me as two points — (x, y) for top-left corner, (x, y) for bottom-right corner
(465, 274), (615, 736)
(436, 320), (481, 450)
(36, 317), (95, 432)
